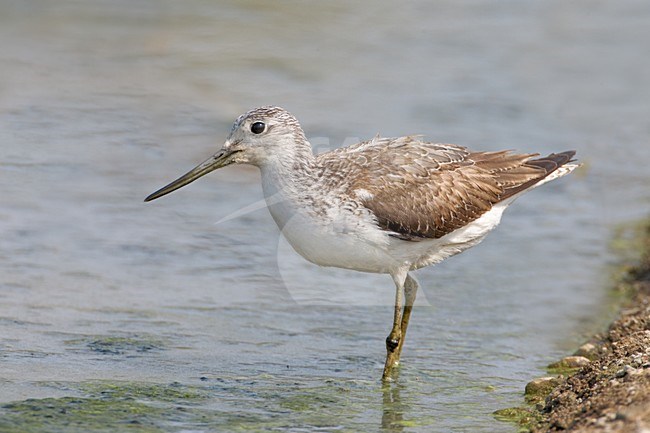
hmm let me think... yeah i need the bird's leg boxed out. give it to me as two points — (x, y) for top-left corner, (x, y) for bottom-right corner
(395, 274), (418, 360)
(382, 269), (408, 381)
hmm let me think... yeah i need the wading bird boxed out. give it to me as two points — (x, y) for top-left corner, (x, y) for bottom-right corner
(145, 106), (578, 381)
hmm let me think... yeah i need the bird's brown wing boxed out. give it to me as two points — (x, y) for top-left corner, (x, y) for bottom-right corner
(319, 136), (574, 240)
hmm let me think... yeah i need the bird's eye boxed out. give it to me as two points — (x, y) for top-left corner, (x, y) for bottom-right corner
(250, 122), (266, 134)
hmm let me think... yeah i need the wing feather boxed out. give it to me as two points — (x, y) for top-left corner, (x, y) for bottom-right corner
(317, 136), (575, 240)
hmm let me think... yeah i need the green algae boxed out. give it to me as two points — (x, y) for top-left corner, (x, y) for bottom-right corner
(76, 381), (208, 402)
(609, 220), (648, 263)
(0, 397), (166, 433)
(546, 360), (585, 377)
(65, 334), (166, 355)
(493, 407), (543, 432)
(0, 382), (208, 433)
(524, 377), (563, 405)
(0, 378), (397, 433)
(278, 392), (339, 411)
(607, 220), (650, 300)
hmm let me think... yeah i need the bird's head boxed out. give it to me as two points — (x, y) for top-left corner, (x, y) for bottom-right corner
(145, 106), (308, 202)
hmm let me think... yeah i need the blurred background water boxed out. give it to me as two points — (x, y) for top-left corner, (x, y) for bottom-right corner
(1, 1), (649, 432)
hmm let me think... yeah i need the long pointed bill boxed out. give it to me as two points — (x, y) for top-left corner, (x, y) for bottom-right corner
(144, 149), (236, 202)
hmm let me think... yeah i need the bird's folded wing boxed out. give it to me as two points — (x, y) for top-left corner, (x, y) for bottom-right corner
(324, 137), (554, 240)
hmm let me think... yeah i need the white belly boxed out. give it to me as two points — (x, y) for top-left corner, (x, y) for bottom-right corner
(265, 193), (513, 275)
(265, 196), (401, 273)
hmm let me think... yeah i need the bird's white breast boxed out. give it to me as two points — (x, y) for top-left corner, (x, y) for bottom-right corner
(264, 193), (401, 273)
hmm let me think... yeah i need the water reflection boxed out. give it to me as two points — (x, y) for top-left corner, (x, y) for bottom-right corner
(382, 383), (406, 432)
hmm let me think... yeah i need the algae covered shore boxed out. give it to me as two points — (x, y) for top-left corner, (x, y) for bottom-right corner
(499, 220), (650, 432)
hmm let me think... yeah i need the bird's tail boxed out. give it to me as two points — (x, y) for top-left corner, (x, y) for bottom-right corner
(528, 150), (580, 184)
(500, 150), (580, 200)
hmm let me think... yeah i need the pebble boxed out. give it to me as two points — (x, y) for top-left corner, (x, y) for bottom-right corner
(525, 377), (563, 398)
(574, 342), (598, 359)
(616, 365), (641, 377)
(548, 355), (591, 370)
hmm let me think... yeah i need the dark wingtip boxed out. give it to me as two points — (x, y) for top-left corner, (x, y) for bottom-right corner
(528, 150), (577, 173)
(547, 150), (577, 163)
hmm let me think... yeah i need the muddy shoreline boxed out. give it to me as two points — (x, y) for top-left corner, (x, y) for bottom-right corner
(500, 221), (650, 432)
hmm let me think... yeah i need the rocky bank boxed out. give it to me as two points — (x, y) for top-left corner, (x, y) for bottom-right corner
(500, 221), (650, 433)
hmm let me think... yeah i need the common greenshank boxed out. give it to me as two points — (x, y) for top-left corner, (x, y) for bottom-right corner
(145, 106), (579, 381)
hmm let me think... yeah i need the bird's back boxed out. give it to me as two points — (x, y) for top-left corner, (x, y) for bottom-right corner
(316, 136), (577, 241)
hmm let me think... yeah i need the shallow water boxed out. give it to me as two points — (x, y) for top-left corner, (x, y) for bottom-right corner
(1, 1), (649, 432)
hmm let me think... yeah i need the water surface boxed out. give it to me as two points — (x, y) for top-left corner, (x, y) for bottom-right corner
(1, 1), (649, 432)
